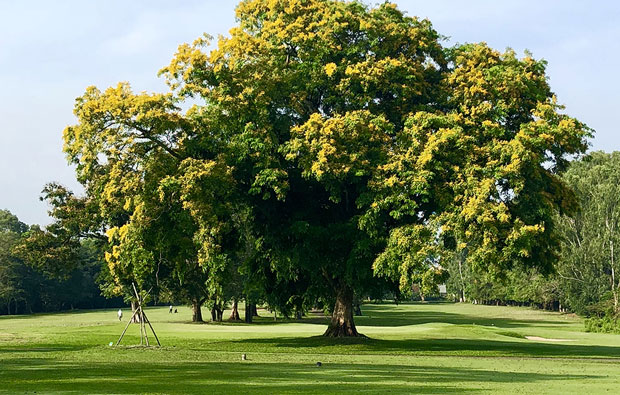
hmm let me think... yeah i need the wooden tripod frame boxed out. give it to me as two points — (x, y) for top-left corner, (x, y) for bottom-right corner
(116, 283), (161, 347)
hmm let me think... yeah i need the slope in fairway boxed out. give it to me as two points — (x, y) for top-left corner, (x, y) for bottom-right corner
(1, 302), (619, 394)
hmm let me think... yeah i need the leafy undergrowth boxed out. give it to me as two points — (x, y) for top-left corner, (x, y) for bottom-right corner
(1, 302), (619, 394)
(585, 316), (620, 334)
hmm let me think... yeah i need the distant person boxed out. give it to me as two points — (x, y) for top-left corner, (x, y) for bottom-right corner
(117, 309), (123, 321)
(169, 305), (173, 314)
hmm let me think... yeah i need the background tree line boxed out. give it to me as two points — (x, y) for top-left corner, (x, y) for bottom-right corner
(444, 151), (620, 332)
(0, 209), (122, 315)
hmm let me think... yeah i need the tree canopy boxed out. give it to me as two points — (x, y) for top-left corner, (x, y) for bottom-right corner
(556, 152), (620, 317)
(1, 209), (116, 316)
(54, 0), (591, 336)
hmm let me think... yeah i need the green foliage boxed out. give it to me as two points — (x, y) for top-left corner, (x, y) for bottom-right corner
(0, 210), (116, 315)
(0, 210), (27, 313)
(585, 316), (620, 334)
(21, 0), (588, 333)
(442, 152), (620, 321)
(372, 44), (590, 289)
(556, 152), (620, 316)
(14, 225), (80, 280)
(0, 209), (28, 234)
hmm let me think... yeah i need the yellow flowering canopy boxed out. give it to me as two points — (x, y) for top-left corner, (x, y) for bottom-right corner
(62, 0), (590, 334)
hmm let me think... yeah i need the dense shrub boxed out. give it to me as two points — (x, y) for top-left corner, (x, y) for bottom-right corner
(584, 316), (620, 334)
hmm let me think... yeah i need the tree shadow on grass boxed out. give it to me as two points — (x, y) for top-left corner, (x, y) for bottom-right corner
(229, 336), (620, 359)
(224, 305), (572, 330)
(199, 315), (331, 326)
(0, 344), (92, 353)
(0, 303), (576, 331)
(358, 302), (579, 328)
(0, 358), (602, 394)
(353, 310), (567, 328)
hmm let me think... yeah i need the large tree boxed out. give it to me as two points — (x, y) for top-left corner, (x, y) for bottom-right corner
(61, 0), (590, 336)
(159, 0), (448, 337)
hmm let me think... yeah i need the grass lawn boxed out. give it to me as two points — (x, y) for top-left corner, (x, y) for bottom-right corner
(1, 302), (619, 394)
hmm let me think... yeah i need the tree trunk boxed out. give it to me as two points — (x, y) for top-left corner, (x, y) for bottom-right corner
(192, 299), (203, 323)
(211, 305), (223, 322)
(131, 301), (142, 323)
(458, 257), (466, 303)
(229, 300), (241, 321)
(354, 303), (362, 316)
(611, 240), (618, 315)
(252, 304), (259, 317)
(323, 286), (363, 337)
(244, 300), (253, 323)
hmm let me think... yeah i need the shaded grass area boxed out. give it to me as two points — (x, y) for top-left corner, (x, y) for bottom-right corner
(1, 302), (619, 393)
(1, 358), (605, 394)
(228, 336), (620, 359)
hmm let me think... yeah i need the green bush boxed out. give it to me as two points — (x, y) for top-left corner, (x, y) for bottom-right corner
(584, 316), (620, 334)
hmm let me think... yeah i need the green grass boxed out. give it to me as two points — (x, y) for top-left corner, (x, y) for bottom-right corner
(1, 302), (619, 394)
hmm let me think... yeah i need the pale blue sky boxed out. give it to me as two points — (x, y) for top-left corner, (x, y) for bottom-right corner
(1, 1), (618, 225)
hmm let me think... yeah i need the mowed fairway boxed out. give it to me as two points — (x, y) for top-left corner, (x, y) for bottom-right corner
(1, 303), (619, 394)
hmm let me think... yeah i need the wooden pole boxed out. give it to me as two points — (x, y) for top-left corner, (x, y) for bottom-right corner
(131, 283), (145, 346)
(143, 311), (161, 346)
(115, 282), (161, 347)
(142, 307), (150, 346)
(116, 308), (139, 346)
(139, 309), (144, 346)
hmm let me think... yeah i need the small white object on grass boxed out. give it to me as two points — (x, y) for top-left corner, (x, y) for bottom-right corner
(109, 342), (113, 346)
(241, 354), (247, 361)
